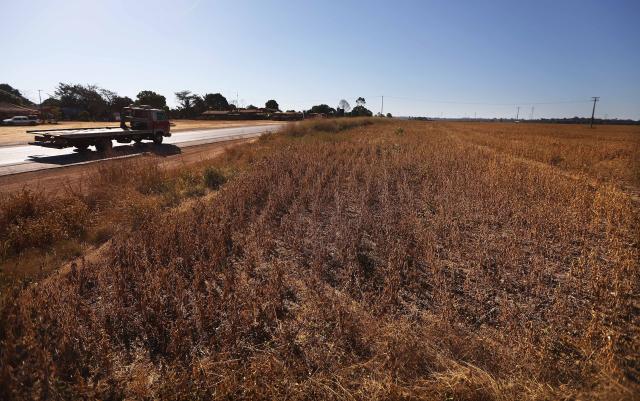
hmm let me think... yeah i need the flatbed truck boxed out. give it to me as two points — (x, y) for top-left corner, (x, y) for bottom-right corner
(27, 106), (171, 152)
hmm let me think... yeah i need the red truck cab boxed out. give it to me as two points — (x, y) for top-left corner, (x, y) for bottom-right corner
(121, 105), (171, 144)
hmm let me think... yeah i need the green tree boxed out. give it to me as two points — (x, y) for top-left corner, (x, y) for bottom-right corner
(338, 99), (351, 112)
(135, 90), (166, 109)
(175, 90), (194, 111)
(265, 99), (280, 111)
(55, 83), (109, 119)
(175, 91), (207, 118)
(308, 104), (336, 115)
(191, 94), (207, 116)
(0, 84), (33, 105)
(356, 97), (366, 106)
(101, 90), (133, 117)
(350, 105), (373, 117)
(203, 93), (230, 110)
(110, 96), (133, 113)
(386, 112), (393, 118)
(41, 97), (61, 107)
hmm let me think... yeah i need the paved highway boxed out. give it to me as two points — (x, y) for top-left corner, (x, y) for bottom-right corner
(0, 124), (283, 176)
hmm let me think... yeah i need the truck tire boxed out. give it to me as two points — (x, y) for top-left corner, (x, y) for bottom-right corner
(96, 139), (113, 153)
(75, 144), (89, 152)
(153, 133), (163, 145)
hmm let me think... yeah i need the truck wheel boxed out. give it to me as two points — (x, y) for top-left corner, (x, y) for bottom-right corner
(153, 133), (163, 145)
(133, 137), (143, 145)
(75, 144), (89, 152)
(96, 139), (113, 153)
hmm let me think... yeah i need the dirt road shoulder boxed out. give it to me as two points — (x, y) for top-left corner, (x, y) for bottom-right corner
(0, 138), (254, 194)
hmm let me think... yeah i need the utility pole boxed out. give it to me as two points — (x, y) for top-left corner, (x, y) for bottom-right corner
(530, 106), (534, 120)
(590, 96), (599, 128)
(38, 89), (42, 120)
(381, 95), (384, 115)
(516, 106), (520, 120)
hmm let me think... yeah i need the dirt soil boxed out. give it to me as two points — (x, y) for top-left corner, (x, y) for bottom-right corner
(0, 138), (254, 194)
(0, 119), (281, 146)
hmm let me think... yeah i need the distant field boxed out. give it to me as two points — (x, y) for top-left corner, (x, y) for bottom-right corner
(0, 119), (282, 146)
(0, 119), (638, 400)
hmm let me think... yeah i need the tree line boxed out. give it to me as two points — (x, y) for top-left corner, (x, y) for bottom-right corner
(306, 97), (391, 118)
(173, 91), (281, 118)
(1, 83), (282, 121)
(1, 82), (391, 120)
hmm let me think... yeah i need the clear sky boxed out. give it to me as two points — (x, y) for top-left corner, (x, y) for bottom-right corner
(1, 0), (639, 119)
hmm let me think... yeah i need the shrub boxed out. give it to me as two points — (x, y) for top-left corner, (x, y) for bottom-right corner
(0, 189), (90, 259)
(77, 110), (91, 121)
(203, 166), (226, 190)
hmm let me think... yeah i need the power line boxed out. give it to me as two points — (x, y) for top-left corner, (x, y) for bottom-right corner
(380, 95), (592, 106)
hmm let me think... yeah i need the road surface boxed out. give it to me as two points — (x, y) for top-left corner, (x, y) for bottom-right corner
(0, 124), (283, 176)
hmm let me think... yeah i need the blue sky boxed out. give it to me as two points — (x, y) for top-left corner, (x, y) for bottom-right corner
(1, 0), (639, 118)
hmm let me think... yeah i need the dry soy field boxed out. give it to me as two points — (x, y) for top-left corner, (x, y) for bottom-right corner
(0, 119), (638, 400)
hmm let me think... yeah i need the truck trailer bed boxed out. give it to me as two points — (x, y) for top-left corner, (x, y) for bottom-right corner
(26, 126), (160, 150)
(27, 127), (152, 139)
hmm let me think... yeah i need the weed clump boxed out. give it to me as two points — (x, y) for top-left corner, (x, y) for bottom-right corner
(203, 167), (226, 190)
(0, 189), (89, 259)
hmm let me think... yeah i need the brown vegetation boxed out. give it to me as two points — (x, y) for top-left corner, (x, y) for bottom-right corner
(447, 122), (640, 189)
(0, 119), (638, 400)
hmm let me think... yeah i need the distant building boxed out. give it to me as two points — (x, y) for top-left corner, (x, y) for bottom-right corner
(271, 111), (303, 121)
(201, 110), (232, 119)
(202, 108), (272, 120)
(305, 113), (327, 119)
(201, 108), (304, 121)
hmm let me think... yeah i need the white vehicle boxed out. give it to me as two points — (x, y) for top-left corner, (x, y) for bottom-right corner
(2, 116), (38, 126)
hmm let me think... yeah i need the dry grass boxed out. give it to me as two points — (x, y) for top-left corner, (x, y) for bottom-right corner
(0, 157), (232, 288)
(446, 122), (640, 189)
(0, 119), (638, 400)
